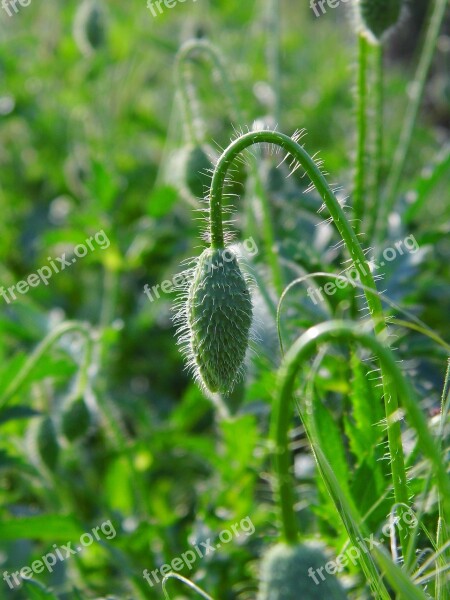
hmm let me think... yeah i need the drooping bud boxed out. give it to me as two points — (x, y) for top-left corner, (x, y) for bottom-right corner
(177, 247), (253, 395)
(73, 0), (107, 56)
(358, 0), (403, 40)
(61, 396), (91, 441)
(258, 544), (348, 600)
(35, 417), (60, 471)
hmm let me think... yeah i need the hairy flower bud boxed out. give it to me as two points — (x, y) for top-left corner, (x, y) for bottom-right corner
(258, 544), (348, 600)
(358, 0), (403, 40)
(176, 247), (253, 395)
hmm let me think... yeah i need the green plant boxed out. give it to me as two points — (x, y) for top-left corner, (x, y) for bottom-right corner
(176, 247), (253, 395)
(257, 543), (347, 600)
(357, 0), (403, 40)
(35, 416), (59, 472)
(73, 0), (107, 56)
(272, 320), (449, 597)
(61, 395), (91, 442)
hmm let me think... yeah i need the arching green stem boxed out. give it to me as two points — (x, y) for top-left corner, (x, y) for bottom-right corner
(175, 42), (207, 145)
(175, 38), (243, 146)
(0, 321), (92, 410)
(175, 43), (283, 295)
(209, 131), (385, 330)
(209, 131), (408, 546)
(162, 573), (214, 600)
(274, 321), (450, 554)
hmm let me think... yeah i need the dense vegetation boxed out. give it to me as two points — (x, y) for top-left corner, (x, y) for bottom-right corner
(0, 1), (449, 599)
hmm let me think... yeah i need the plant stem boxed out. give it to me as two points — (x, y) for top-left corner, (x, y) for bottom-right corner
(266, 0), (281, 123)
(375, 0), (448, 242)
(175, 44), (206, 145)
(0, 321), (92, 410)
(176, 40), (284, 295)
(208, 130), (405, 544)
(276, 322), (450, 552)
(353, 33), (369, 234)
(368, 41), (384, 240)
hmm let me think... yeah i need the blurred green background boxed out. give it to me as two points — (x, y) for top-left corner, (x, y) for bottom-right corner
(0, 1), (448, 598)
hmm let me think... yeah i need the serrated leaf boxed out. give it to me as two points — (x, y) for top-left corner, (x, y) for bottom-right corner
(314, 396), (350, 495)
(345, 351), (384, 466)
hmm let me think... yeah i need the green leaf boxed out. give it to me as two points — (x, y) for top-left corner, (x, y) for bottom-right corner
(314, 396), (350, 495)
(147, 186), (178, 218)
(0, 515), (83, 541)
(372, 546), (428, 600)
(344, 351), (384, 467)
(0, 405), (40, 425)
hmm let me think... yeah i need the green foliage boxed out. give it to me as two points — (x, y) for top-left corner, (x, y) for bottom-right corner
(0, 1), (447, 599)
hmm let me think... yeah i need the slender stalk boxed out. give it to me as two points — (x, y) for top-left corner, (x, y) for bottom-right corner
(0, 321), (92, 410)
(266, 0), (281, 123)
(376, 0), (448, 241)
(275, 322), (450, 552)
(208, 130), (405, 545)
(353, 33), (369, 233)
(175, 40), (284, 295)
(162, 573), (214, 600)
(175, 44), (207, 145)
(368, 41), (384, 240)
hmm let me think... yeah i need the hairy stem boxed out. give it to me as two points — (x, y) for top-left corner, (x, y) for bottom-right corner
(376, 0), (448, 241)
(368, 42), (384, 240)
(176, 40), (283, 294)
(208, 130), (405, 545)
(275, 322), (450, 551)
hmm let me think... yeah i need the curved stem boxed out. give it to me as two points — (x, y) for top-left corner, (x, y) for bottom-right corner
(209, 131), (386, 331)
(175, 39), (243, 145)
(175, 45), (206, 145)
(353, 33), (369, 233)
(0, 321), (92, 410)
(162, 573), (214, 600)
(176, 43), (284, 294)
(275, 321), (450, 552)
(208, 130), (406, 545)
(376, 0), (448, 242)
